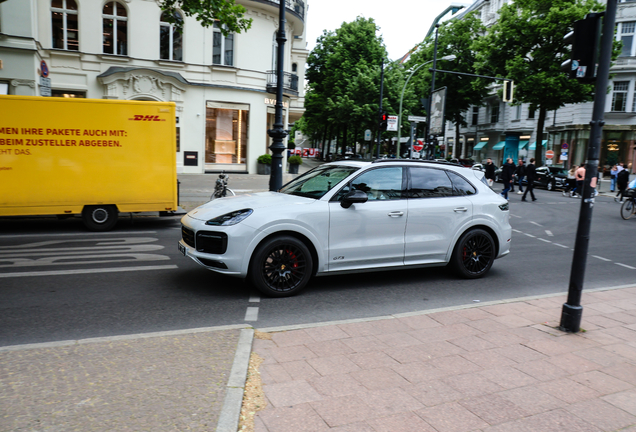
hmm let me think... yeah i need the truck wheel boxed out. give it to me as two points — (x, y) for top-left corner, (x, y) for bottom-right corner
(82, 205), (118, 231)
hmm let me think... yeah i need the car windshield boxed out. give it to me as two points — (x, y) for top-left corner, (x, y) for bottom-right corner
(549, 168), (568, 175)
(279, 164), (360, 199)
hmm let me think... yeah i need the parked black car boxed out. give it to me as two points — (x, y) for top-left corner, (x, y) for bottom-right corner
(534, 166), (568, 190)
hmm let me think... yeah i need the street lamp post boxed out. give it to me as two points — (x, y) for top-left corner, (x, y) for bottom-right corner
(397, 54), (456, 157)
(267, 0), (287, 191)
(425, 24), (441, 160)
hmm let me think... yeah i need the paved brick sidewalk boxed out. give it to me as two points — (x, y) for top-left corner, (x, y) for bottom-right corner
(253, 286), (636, 432)
(0, 327), (246, 432)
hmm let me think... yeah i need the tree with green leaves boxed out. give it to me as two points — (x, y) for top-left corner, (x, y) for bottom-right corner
(406, 12), (490, 158)
(157, 0), (252, 35)
(475, 0), (609, 166)
(303, 17), (392, 157)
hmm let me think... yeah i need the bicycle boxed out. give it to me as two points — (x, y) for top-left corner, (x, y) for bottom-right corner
(620, 189), (636, 220)
(210, 172), (235, 200)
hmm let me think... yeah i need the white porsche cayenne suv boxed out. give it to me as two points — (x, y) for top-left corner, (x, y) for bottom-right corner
(178, 160), (511, 297)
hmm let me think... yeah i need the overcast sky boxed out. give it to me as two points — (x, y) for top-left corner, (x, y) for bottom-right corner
(305, 1), (472, 61)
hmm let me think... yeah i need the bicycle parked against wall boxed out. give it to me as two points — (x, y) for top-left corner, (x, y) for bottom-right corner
(210, 172), (235, 200)
(620, 189), (636, 220)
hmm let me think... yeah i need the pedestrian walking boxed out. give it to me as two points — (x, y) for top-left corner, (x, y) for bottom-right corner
(610, 164), (622, 192)
(522, 158), (537, 202)
(616, 165), (630, 202)
(500, 158), (515, 199)
(563, 165), (577, 196)
(516, 159), (526, 194)
(575, 163), (586, 198)
(509, 159), (517, 192)
(484, 158), (496, 187)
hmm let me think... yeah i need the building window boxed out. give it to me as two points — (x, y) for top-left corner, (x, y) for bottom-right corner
(490, 102), (499, 123)
(292, 63), (298, 73)
(528, 109), (535, 119)
(160, 11), (183, 61)
(619, 22), (635, 57)
(515, 104), (522, 120)
(471, 106), (479, 125)
(103, 1), (128, 56)
(51, 89), (86, 98)
(213, 22), (233, 66)
(205, 102), (249, 164)
(612, 81), (629, 111)
(272, 32), (278, 70)
(0, 82), (8, 95)
(51, 0), (78, 51)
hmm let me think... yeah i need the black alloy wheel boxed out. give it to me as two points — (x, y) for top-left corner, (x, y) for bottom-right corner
(451, 229), (495, 278)
(547, 181), (554, 191)
(250, 235), (313, 297)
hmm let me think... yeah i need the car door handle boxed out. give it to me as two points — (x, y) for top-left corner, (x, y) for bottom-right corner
(388, 211), (404, 217)
(453, 207), (468, 213)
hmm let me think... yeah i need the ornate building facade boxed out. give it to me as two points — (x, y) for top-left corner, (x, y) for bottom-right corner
(0, 0), (308, 173)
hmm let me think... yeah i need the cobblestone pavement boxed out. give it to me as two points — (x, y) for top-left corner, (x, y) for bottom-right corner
(0, 328), (243, 432)
(253, 286), (636, 432)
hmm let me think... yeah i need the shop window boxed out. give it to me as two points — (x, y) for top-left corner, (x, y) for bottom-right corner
(205, 103), (248, 164)
(103, 1), (128, 55)
(160, 11), (183, 61)
(490, 102), (499, 123)
(213, 22), (233, 66)
(0, 82), (8, 95)
(51, 89), (86, 98)
(471, 106), (479, 125)
(618, 21), (635, 57)
(51, 0), (78, 51)
(612, 81), (629, 111)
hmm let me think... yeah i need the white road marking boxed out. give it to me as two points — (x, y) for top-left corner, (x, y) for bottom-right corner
(0, 231), (157, 239)
(592, 255), (611, 262)
(530, 221), (543, 227)
(512, 229), (522, 233)
(0, 265), (178, 278)
(545, 230), (554, 237)
(538, 238), (551, 243)
(244, 307), (259, 321)
(554, 243), (569, 248)
(524, 233), (536, 238)
(510, 214), (522, 218)
(616, 263), (636, 270)
(249, 295), (261, 303)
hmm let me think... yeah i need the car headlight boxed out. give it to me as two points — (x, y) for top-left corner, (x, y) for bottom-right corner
(499, 203), (509, 211)
(206, 209), (253, 226)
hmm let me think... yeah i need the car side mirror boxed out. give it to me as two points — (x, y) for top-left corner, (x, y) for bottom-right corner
(341, 189), (368, 209)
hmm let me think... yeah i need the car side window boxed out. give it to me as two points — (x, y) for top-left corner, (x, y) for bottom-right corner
(447, 171), (477, 196)
(335, 167), (404, 201)
(408, 167), (454, 198)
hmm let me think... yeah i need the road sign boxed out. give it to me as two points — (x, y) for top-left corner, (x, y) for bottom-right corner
(562, 142), (569, 149)
(413, 139), (424, 152)
(546, 150), (555, 159)
(364, 129), (372, 141)
(40, 76), (51, 97)
(407, 115), (427, 123)
(387, 115), (398, 132)
(40, 60), (49, 78)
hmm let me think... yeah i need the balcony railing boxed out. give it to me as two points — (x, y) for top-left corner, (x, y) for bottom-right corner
(249, 0), (305, 21)
(266, 71), (299, 96)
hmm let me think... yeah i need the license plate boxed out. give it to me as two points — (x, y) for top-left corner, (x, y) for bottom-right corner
(178, 243), (187, 256)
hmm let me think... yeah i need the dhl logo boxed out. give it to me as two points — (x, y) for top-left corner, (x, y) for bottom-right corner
(128, 115), (166, 122)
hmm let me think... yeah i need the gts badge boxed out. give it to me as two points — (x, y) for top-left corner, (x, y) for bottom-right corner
(332, 256), (345, 260)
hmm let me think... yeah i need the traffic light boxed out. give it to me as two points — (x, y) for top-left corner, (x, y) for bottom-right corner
(502, 80), (514, 103)
(561, 13), (602, 83)
(379, 112), (388, 131)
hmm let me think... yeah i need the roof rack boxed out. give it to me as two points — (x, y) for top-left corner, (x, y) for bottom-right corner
(372, 159), (462, 167)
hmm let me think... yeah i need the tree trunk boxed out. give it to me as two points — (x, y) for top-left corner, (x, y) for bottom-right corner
(321, 125), (329, 161)
(341, 124), (348, 156)
(455, 122), (461, 160)
(535, 106), (547, 167)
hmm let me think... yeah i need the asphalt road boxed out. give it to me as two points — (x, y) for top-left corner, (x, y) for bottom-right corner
(1, 188), (634, 347)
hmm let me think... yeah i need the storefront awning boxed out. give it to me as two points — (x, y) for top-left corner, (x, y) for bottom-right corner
(492, 141), (506, 150)
(518, 140), (529, 149)
(473, 141), (488, 151)
(529, 140), (548, 150)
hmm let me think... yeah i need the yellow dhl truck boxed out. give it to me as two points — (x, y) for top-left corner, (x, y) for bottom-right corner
(0, 95), (178, 231)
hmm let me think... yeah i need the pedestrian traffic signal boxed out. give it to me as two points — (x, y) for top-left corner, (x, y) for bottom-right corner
(379, 112), (388, 131)
(561, 13), (602, 83)
(502, 80), (514, 102)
